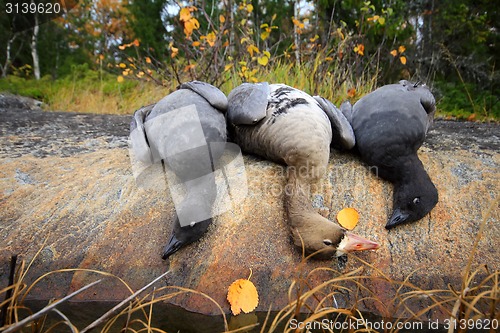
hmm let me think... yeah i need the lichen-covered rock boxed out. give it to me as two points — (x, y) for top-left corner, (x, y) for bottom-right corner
(0, 105), (498, 320)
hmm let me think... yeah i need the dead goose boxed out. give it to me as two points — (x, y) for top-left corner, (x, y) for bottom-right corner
(227, 83), (380, 259)
(130, 81), (227, 259)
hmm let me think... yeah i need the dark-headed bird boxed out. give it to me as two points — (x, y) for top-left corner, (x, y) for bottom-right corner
(227, 83), (380, 259)
(130, 81), (227, 259)
(348, 80), (438, 229)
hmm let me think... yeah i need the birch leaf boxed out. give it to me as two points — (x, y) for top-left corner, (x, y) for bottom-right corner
(227, 278), (259, 316)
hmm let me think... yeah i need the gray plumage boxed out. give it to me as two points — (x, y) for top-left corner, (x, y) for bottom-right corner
(227, 83), (379, 258)
(130, 81), (227, 259)
(350, 80), (438, 229)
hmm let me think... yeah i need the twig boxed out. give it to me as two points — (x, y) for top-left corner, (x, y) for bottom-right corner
(80, 270), (170, 333)
(2, 279), (102, 333)
(51, 308), (78, 333)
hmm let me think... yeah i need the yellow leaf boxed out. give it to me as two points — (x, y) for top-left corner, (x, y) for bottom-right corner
(260, 30), (270, 41)
(171, 46), (179, 58)
(257, 56), (268, 66)
(354, 44), (364, 56)
(347, 88), (356, 98)
(263, 51), (270, 58)
(398, 45), (406, 53)
(179, 7), (191, 22)
(184, 18), (200, 37)
(227, 278), (258, 315)
(336, 27), (345, 40)
(246, 4), (253, 13)
(145, 57), (151, 64)
(206, 31), (216, 47)
(118, 45), (126, 50)
(117, 76), (124, 83)
(219, 14), (225, 23)
(240, 37), (248, 44)
(378, 17), (385, 25)
(247, 45), (259, 57)
(399, 56), (407, 65)
(119, 63), (126, 68)
(336, 208), (359, 230)
(184, 64), (196, 72)
(192, 41), (201, 47)
(390, 49), (398, 57)
(224, 64), (233, 71)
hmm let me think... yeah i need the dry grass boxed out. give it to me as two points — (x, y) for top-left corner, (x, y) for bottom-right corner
(1, 197), (498, 333)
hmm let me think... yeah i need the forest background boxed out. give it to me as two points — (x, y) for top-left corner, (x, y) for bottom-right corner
(0, 0), (498, 120)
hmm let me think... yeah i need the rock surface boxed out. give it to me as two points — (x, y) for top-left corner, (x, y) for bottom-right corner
(0, 98), (499, 320)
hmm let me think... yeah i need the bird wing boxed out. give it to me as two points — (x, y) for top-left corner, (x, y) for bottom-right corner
(227, 82), (270, 125)
(130, 103), (155, 164)
(179, 81), (228, 112)
(313, 96), (355, 150)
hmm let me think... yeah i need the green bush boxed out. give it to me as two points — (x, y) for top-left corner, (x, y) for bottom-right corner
(435, 80), (499, 120)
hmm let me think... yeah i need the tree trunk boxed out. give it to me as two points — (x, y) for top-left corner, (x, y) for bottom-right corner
(293, 0), (300, 66)
(31, 12), (41, 80)
(2, 33), (18, 78)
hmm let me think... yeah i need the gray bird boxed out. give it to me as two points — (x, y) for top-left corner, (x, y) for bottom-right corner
(130, 81), (228, 259)
(227, 83), (379, 259)
(348, 80), (438, 229)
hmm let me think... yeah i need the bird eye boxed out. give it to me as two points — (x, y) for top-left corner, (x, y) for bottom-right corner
(413, 197), (421, 205)
(323, 239), (333, 246)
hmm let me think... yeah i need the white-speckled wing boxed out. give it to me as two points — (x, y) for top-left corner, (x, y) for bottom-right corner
(231, 84), (332, 179)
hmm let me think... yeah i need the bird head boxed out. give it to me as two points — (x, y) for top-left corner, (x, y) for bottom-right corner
(291, 214), (380, 259)
(387, 178), (438, 229)
(162, 217), (212, 259)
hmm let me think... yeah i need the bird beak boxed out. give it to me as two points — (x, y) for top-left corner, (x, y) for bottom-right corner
(162, 233), (183, 260)
(338, 232), (380, 253)
(386, 208), (410, 229)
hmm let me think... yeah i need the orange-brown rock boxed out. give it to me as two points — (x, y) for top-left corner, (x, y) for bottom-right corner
(0, 103), (498, 320)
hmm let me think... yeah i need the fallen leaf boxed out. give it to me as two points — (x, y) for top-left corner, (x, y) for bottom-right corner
(227, 278), (259, 315)
(390, 49), (398, 57)
(117, 76), (124, 83)
(336, 208), (359, 230)
(399, 56), (407, 65)
(398, 45), (406, 53)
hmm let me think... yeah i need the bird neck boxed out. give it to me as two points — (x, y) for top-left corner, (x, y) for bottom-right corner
(284, 171), (331, 228)
(394, 154), (428, 185)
